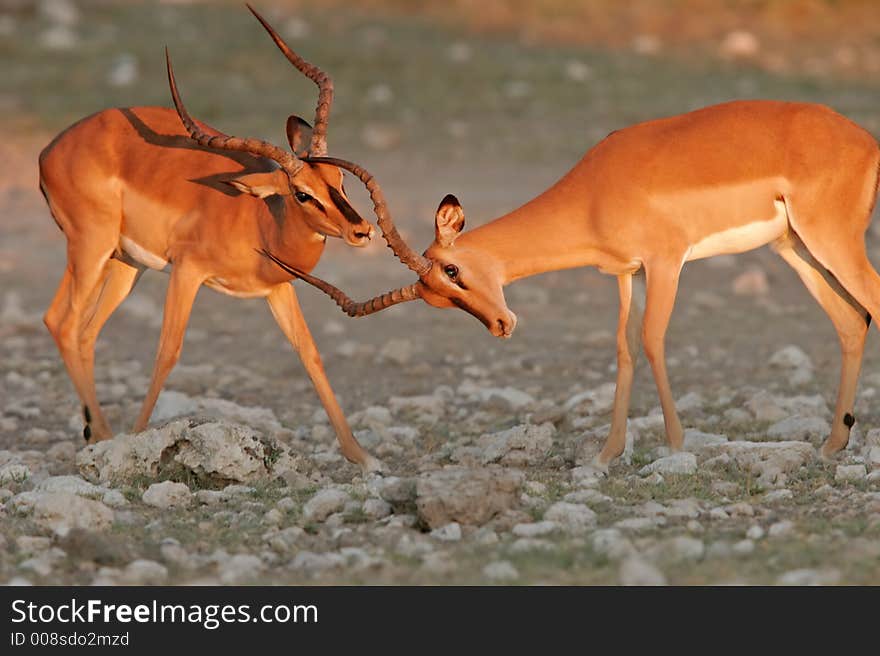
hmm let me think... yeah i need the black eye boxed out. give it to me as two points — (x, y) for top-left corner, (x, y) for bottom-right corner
(295, 191), (312, 203)
(444, 264), (459, 279)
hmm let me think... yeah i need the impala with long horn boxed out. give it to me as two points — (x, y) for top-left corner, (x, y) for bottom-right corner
(284, 99), (880, 471)
(39, 5), (388, 471)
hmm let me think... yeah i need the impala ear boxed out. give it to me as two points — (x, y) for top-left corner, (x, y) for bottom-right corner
(435, 194), (465, 247)
(286, 115), (312, 157)
(226, 170), (291, 198)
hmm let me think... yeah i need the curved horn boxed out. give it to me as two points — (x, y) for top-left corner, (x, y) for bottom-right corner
(166, 48), (303, 176)
(259, 249), (421, 317)
(247, 4), (332, 157)
(305, 156), (432, 277)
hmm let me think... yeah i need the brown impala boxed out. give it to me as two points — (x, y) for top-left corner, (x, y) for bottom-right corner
(38, 6), (394, 471)
(279, 99), (880, 472)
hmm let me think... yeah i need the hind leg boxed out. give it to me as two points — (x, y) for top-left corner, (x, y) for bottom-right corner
(773, 233), (869, 456)
(77, 259), (144, 439)
(45, 241), (118, 443)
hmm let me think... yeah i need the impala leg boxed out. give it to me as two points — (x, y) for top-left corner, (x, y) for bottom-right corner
(642, 259), (685, 451)
(596, 271), (645, 468)
(133, 266), (203, 432)
(266, 283), (383, 473)
(774, 237), (869, 457)
(77, 259), (144, 440)
(44, 244), (116, 443)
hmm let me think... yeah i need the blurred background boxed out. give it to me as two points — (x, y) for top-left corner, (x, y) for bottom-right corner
(0, 0), (879, 413)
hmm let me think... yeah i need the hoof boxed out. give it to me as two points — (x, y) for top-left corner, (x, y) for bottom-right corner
(588, 456), (610, 476)
(361, 454), (387, 475)
(818, 441), (840, 462)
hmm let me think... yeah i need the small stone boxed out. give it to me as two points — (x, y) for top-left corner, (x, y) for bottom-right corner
(619, 557), (666, 586)
(763, 489), (794, 503)
(142, 481), (192, 509)
(768, 520), (795, 538)
(483, 560), (519, 581)
(430, 522), (462, 541)
(220, 554), (265, 584)
(263, 508), (283, 525)
(732, 539), (755, 556)
(101, 490), (128, 508)
(362, 498), (392, 520)
(32, 493), (114, 534)
(836, 464), (867, 482)
(591, 529), (635, 560)
(543, 502), (596, 533)
(512, 520), (558, 538)
(776, 568), (841, 586)
(303, 488), (349, 522)
(638, 452), (697, 476)
(746, 525), (765, 540)
(376, 338), (414, 365)
(122, 559), (168, 585)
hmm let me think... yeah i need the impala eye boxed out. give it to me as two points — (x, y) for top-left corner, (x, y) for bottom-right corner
(444, 264), (459, 279)
(294, 191), (313, 203)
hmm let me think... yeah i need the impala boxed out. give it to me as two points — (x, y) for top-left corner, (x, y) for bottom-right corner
(39, 6), (387, 471)
(274, 99), (880, 470)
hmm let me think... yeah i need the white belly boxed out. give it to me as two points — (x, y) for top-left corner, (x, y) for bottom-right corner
(686, 199), (788, 261)
(119, 235), (169, 270)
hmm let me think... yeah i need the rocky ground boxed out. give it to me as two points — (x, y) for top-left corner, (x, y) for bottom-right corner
(2, 1), (880, 586)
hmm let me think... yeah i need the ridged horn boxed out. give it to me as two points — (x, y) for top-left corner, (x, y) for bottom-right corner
(166, 48), (303, 176)
(247, 3), (332, 157)
(259, 249), (421, 317)
(304, 156), (432, 277)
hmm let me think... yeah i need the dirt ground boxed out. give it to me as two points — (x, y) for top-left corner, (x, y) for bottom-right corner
(1, 1), (880, 585)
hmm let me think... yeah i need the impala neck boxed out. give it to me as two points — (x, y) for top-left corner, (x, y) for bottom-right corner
(457, 171), (618, 284)
(261, 196), (326, 274)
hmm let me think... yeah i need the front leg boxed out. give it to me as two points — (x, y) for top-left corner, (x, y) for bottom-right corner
(595, 272), (644, 469)
(266, 283), (383, 473)
(641, 257), (685, 451)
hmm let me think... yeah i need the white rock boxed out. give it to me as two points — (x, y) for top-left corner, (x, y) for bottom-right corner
(768, 520), (795, 538)
(107, 53), (138, 87)
(732, 539), (755, 556)
(122, 559), (168, 585)
(220, 554), (264, 584)
(639, 452), (697, 476)
(683, 430), (728, 451)
(769, 345), (813, 370)
(763, 489), (794, 502)
(459, 380), (535, 410)
(868, 471), (880, 485)
(142, 481), (192, 509)
(866, 446), (880, 470)
(619, 557), (667, 586)
(512, 521), (558, 538)
(32, 493), (114, 534)
(776, 568), (841, 586)
(563, 383), (616, 415)
(482, 560), (519, 581)
(376, 338), (414, 365)
(430, 522), (462, 541)
(102, 490), (128, 507)
(362, 498), (392, 520)
(662, 536), (704, 562)
(591, 529), (635, 560)
(746, 525), (765, 540)
(544, 502), (597, 533)
(78, 419), (308, 485)
(303, 489), (349, 522)
(475, 423), (555, 466)
(835, 464), (867, 482)
(36, 475), (105, 498)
